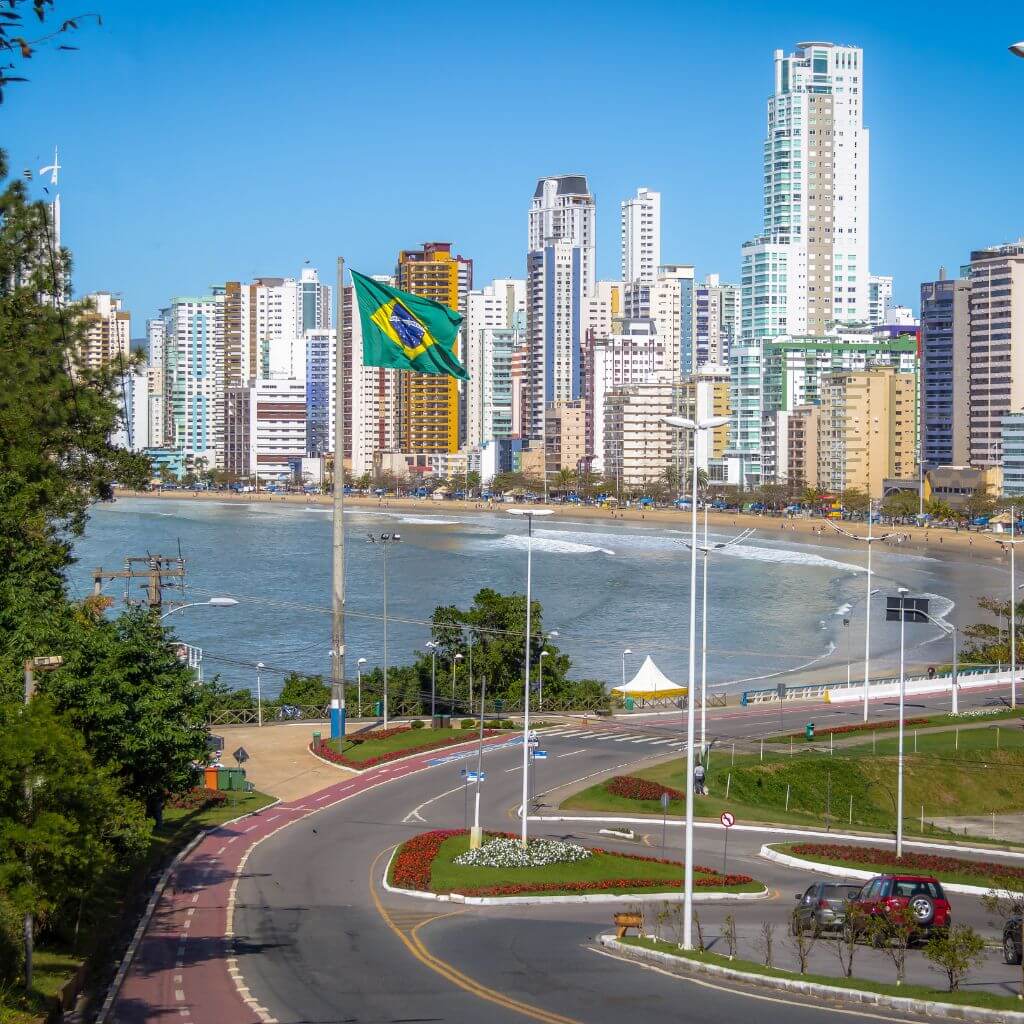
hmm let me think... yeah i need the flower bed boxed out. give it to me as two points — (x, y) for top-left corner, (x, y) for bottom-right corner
(390, 829), (757, 897)
(785, 842), (1024, 886)
(167, 787), (229, 810)
(346, 725), (412, 744)
(313, 728), (500, 769)
(454, 836), (592, 869)
(770, 717), (930, 742)
(605, 775), (685, 803)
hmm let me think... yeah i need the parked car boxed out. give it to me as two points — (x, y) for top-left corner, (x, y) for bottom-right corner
(851, 874), (951, 939)
(1004, 914), (1022, 965)
(792, 882), (864, 934)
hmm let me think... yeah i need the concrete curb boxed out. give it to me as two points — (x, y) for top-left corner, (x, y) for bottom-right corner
(758, 844), (1024, 899)
(530, 814), (1024, 861)
(380, 845), (771, 906)
(95, 797), (281, 1024)
(307, 730), (521, 775)
(595, 934), (1024, 1023)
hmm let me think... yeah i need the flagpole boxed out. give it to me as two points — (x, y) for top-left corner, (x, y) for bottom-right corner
(330, 256), (347, 739)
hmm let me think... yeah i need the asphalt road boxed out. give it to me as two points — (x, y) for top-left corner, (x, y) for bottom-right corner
(232, 688), (1024, 1024)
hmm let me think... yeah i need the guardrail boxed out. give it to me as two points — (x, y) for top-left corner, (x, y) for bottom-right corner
(740, 665), (1002, 707)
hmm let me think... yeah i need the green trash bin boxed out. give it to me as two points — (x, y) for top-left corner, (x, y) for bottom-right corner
(805, 721), (815, 741)
(217, 767), (232, 790)
(624, 696), (635, 711)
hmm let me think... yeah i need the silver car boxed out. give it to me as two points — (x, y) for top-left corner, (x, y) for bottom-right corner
(792, 882), (864, 934)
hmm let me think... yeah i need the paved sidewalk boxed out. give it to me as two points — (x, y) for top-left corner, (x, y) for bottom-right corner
(930, 812), (1024, 844)
(216, 723), (352, 801)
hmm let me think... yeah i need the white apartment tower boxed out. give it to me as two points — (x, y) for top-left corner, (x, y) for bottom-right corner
(78, 292), (131, 373)
(526, 175), (596, 438)
(620, 187), (661, 285)
(868, 274), (893, 325)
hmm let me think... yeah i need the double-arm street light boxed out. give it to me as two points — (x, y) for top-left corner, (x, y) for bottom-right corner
(507, 507), (554, 847)
(663, 412), (729, 950)
(1011, 41), (1024, 57)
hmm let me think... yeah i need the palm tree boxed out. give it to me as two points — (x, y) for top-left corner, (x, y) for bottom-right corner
(685, 467), (709, 495)
(554, 468), (576, 495)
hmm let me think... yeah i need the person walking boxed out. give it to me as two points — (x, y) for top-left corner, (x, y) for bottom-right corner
(694, 761), (707, 797)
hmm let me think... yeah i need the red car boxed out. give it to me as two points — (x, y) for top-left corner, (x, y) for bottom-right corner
(852, 874), (952, 938)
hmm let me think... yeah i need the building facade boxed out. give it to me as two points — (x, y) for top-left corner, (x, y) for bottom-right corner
(603, 372), (680, 489)
(620, 187), (661, 284)
(868, 274), (893, 326)
(78, 292), (131, 373)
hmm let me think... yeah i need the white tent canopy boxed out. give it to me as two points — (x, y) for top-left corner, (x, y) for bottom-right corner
(611, 655), (687, 699)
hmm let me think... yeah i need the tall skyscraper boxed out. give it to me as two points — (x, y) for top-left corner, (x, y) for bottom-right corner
(623, 265), (695, 375)
(740, 42), (869, 344)
(868, 274), (894, 326)
(526, 176), (595, 438)
(920, 269), (971, 468)
(77, 292), (130, 372)
(395, 242), (472, 455)
(620, 187), (661, 284)
(968, 241), (1024, 468)
(695, 274), (741, 368)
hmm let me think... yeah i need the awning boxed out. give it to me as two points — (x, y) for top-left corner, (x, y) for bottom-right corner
(611, 655), (688, 699)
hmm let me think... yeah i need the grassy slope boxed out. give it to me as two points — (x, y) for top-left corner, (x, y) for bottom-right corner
(562, 728), (1024, 835)
(1, 791), (274, 1024)
(397, 834), (763, 897)
(766, 707), (1024, 743)
(327, 726), (493, 763)
(621, 938), (1024, 1012)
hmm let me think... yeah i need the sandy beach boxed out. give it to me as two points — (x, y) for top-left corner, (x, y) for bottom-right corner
(115, 488), (1007, 568)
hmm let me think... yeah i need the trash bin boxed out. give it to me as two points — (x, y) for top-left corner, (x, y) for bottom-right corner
(217, 767), (231, 790)
(624, 696), (635, 711)
(312, 731), (321, 752)
(805, 721), (815, 741)
(203, 765), (219, 790)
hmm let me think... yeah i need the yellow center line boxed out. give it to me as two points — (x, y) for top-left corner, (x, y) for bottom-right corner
(369, 846), (583, 1024)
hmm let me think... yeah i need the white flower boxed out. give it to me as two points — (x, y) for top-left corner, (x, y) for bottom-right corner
(454, 836), (593, 869)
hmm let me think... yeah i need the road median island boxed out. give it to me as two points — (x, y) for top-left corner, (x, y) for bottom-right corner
(763, 841), (1024, 894)
(598, 935), (1024, 1021)
(314, 724), (507, 769)
(384, 829), (766, 904)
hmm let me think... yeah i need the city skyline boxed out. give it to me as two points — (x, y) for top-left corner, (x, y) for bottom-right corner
(5, 0), (1023, 322)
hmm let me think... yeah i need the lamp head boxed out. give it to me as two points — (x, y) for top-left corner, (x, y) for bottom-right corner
(208, 597), (238, 607)
(663, 415), (697, 431)
(698, 414), (731, 430)
(540, 650), (549, 657)
(506, 508), (555, 518)
(623, 648), (633, 655)
(1010, 41), (1024, 58)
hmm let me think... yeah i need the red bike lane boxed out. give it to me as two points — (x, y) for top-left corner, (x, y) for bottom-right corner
(111, 734), (519, 1024)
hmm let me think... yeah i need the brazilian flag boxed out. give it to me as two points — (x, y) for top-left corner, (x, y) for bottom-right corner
(351, 269), (468, 380)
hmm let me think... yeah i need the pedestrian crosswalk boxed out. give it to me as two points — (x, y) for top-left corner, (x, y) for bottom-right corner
(539, 726), (686, 748)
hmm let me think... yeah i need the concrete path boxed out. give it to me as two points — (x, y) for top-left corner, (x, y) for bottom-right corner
(215, 723), (353, 801)
(930, 812), (1024, 844)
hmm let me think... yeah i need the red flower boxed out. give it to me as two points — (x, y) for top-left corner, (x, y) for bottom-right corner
(605, 775), (685, 803)
(311, 730), (500, 768)
(788, 843), (1024, 883)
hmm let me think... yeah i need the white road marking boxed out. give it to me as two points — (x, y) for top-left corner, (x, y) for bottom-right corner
(315, 794), (331, 802)
(630, 737), (656, 743)
(557, 749), (585, 758)
(216, 846), (226, 854)
(175, 989), (185, 1001)
(613, 735), (639, 742)
(650, 739), (677, 745)
(401, 783), (466, 823)
(505, 764), (522, 772)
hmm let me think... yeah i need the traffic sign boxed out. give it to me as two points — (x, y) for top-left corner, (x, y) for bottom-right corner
(720, 811), (735, 828)
(533, 750), (548, 760)
(232, 746), (249, 765)
(466, 770), (486, 783)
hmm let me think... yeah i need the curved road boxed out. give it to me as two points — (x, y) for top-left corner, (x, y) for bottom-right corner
(114, 688), (1023, 1024)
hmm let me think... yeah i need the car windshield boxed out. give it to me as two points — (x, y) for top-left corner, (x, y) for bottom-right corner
(893, 879), (944, 899)
(822, 885), (862, 900)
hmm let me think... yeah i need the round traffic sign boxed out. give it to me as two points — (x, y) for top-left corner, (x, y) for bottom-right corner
(720, 811), (735, 828)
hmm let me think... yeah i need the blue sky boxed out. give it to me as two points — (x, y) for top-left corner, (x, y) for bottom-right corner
(5, 0), (1024, 327)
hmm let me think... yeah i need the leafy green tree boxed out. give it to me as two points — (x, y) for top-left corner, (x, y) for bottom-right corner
(882, 490), (918, 519)
(0, 699), (148, 988)
(840, 488), (870, 515)
(37, 609), (208, 823)
(196, 677), (256, 715)
(923, 924), (986, 991)
(965, 486), (997, 519)
(276, 672), (330, 706)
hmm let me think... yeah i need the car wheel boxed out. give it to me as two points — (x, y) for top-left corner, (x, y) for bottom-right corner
(1005, 935), (1023, 966)
(909, 895), (935, 927)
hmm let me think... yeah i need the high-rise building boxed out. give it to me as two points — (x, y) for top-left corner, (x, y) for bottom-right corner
(465, 279), (526, 448)
(164, 292), (225, 463)
(78, 292), (131, 372)
(868, 274), (894, 325)
(817, 366), (917, 495)
(762, 404), (819, 489)
(544, 400), (587, 474)
(967, 241), (1024, 468)
(740, 42), (869, 344)
(620, 187), (661, 284)
(584, 280), (623, 339)
(395, 242), (472, 455)
(526, 176), (595, 438)
(624, 265), (695, 375)
(920, 269), (971, 468)
(603, 372), (680, 489)
(305, 329), (336, 458)
(695, 275), (741, 368)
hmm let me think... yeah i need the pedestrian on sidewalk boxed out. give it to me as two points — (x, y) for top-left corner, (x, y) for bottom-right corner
(694, 761), (706, 797)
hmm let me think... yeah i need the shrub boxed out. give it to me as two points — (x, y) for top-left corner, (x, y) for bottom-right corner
(501, 719), (516, 729)
(461, 719), (476, 730)
(605, 775), (685, 803)
(314, 729), (500, 769)
(0, 891), (22, 983)
(924, 924), (986, 991)
(166, 787), (228, 810)
(410, 719), (425, 730)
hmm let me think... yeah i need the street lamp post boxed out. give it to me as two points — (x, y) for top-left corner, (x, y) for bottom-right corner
(357, 657), (367, 717)
(470, 674), (488, 849)
(451, 652), (464, 714)
(21, 654), (63, 989)
(621, 648), (632, 690)
(369, 532), (402, 728)
(507, 507), (554, 847)
(256, 662), (265, 727)
(159, 597), (238, 619)
(538, 650), (549, 710)
(663, 413), (729, 949)
(426, 642), (438, 719)
(996, 507), (1020, 709)
(917, 610), (960, 715)
(895, 587), (909, 857)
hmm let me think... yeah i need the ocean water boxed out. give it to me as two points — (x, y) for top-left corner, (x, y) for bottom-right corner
(67, 498), (983, 698)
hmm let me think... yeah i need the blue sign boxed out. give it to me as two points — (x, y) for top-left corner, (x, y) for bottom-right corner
(533, 750), (548, 760)
(466, 770), (486, 782)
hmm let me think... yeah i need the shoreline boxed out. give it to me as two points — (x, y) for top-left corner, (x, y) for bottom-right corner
(114, 488), (1006, 567)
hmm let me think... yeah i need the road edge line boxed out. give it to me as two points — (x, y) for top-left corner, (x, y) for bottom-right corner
(594, 934), (1024, 1023)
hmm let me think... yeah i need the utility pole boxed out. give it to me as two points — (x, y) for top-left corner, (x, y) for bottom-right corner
(91, 554), (186, 612)
(331, 256), (347, 739)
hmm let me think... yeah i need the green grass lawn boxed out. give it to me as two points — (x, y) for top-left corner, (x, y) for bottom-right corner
(404, 833), (763, 897)
(561, 738), (1024, 838)
(766, 707), (1024, 743)
(619, 938), (1024, 1012)
(327, 726), (492, 763)
(771, 842), (1024, 889)
(0, 950), (85, 1024)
